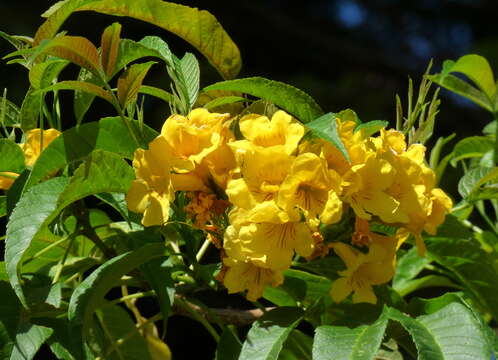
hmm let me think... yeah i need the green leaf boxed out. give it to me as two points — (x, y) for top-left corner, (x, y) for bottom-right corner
(305, 113), (350, 162)
(0, 139), (25, 173)
(203, 95), (247, 110)
(264, 270), (332, 307)
(215, 328), (242, 360)
(56, 150), (135, 210)
(35, 0), (241, 79)
(91, 304), (152, 360)
(458, 166), (498, 201)
(68, 243), (164, 334)
(279, 330), (313, 360)
(24, 117), (158, 190)
(239, 307), (304, 360)
(20, 87), (43, 131)
(204, 77), (323, 124)
(387, 303), (493, 359)
(313, 310), (388, 360)
(139, 85), (174, 104)
(0, 196), (6, 218)
(445, 55), (496, 101)
(100, 22), (122, 78)
(168, 53), (200, 113)
(0, 95), (21, 127)
(426, 235), (498, 321)
(29, 59), (69, 89)
(392, 248), (431, 295)
(10, 322), (53, 360)
(354, 120), (388, 137)
(73, 69), (102, 125)
(450, 136), (495, 166)
(5, 177), (69, 306)
(117, 61), (156, 108)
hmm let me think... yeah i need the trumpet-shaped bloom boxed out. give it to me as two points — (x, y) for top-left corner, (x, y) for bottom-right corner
(160, 108), (230, 172)
(222, 256), (284, 301)
(21, 128), (61, 167)
(126, 136), (175, 227)
(226, 146), (294, 208)
(232, 110), (305, 154)
(330, 239), (398, 304)
(277, 153), (343, 224)
(224, 203), (314, 270)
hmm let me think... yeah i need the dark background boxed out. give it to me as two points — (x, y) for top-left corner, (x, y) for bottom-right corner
(1, 1), (498, 359)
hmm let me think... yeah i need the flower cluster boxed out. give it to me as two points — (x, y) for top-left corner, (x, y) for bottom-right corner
(0, 128), (61, 190)
(126, 108), (452, 303)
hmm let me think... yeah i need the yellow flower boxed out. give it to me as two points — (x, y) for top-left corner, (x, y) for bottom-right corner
(160, 108), (230, 172)
(277, 152), (343, 224)
(343, 154), (407, 223)
(20, 128), (61, 167)
(226, 146), (294, 209)
(222, 256), (284, 301)
(330, 238), (399, 304)
(223, 203), (314, 270)
(233, 110), (305, 154)
(0, 172), (18, 190)
(126, 136), (175, 227)
(185, 191), (216, 229)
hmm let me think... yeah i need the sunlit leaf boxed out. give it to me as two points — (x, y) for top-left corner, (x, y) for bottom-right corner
(29, 59), (69, 89)
(35, 0), (241, 79)
(313, 309), (388, 360)
(117, 61), (156, 108)
(0, 95), (20, 127)
(354, 120), (388, 137)
(139, 85), (174, 104)
(203, 95), (247, 110)
(450, 136), (494, 166)
(0, 139), (25, 173)
(100, 22), (122, 78)
(204, 77), (323, 124)
(168, 52), (200, 114)
(239, 307), (304, 360)
(24, 117), (158, 190)
(458, 166), (498, 201)
(305, 113), (350, 162)
(35, 80), (112, 104)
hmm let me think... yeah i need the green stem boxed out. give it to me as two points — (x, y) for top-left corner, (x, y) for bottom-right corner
(52, 233), (77, 284)
(175, 297), (220, 343)
(476, 201), (498, 236)
(102, 290), (156, 308)
(195, 238), (211, 262)
(22, 233), (73, 265)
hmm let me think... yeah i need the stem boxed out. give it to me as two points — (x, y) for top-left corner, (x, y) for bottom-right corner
(175, 297), (220, 342)
(103, 83), (141, 149)
(75, 201), (115, 258)
(95, 313), (163, 360)
(476, 201), (498, 236)
(102, 290), (156, 308)
(52, 233), (77, 284)
(195, 238), (211, 262)
(22, 233), (73, 265)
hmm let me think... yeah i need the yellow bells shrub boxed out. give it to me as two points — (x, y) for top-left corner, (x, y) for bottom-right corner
(126, 136), (175, 227)
(330, 234), (401, 304)
(233, 110), (305, 154)
(223, 202), (315, 270)
(221, 256), (284, 301)
(343, 154), (407, 224)
(160, 108), (230, 172)
(0, 172), (18, 190)
(277, 152), (343, 225)
(226, 146), (294, 209)
(21, 128), (61, 167)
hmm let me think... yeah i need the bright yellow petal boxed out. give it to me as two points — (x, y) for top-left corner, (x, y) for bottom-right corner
(351, 283), (377, 304)
(0, 172), (18, 190)
(126, 180), (149, 213)
(142, 192), (170, 227)
(330, 277), (352, 303)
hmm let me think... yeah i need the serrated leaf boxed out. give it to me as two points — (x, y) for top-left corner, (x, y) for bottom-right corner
(0, 95), (21, 127)
(29, 59), (69, 89)
(313, 310), (388, 360)
(36, 80), (112, 103)
(139, 85), (174, 104)
(24, 117), (158, 190)
(387, 303), (493, 359)
(0, 139), (25, 173)
(57, 150), (135, 210)
(35, 0), (241, 79)
(100, 22), (121, 78)
(5, 177), (69, 306)
(305, 112), (350, 162)
(34, 36), (102, 76)
(117, 61), (156, 107)
(239, 307), (304, 360)
(426, 235), (498, 321)
(10, 322), (53, 360)
(204, 77), (323, 124)
(354, 120), (388, 137)
(68, 243), (164, 334)
(168, 52), (200, 113)
(458, 166), (498, 201)
(450, 136), (494, 166)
